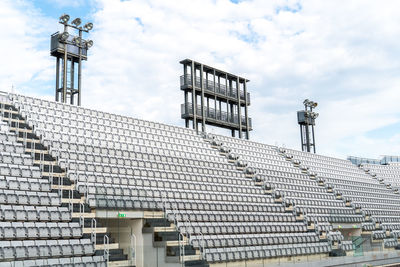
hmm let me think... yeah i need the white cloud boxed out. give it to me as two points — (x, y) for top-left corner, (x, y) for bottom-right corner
(0, 0), (54, 96)
(4, 0), (400, 160)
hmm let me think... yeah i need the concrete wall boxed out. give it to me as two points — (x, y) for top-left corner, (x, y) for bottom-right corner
(99, 218), (180, 267)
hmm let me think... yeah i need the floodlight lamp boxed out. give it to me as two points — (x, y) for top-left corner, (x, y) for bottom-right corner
(59, 14), (70, 24)
(86, 40), (93, 48)
(83, 22), (93, 31)
(311, 112), (319, 119)
(303, 99), (310, 106)
(59, 31), (69, 42)
(312, 102), (318, 108)
(71, 18), (82, 26)
(72, 36), (82, 46)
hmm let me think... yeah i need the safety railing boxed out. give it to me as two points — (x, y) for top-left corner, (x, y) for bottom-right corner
(180, 74), (250, 103)
(181, 103), (252, 128)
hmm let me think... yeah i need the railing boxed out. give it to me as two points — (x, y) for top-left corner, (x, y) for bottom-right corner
(104, 234), (110, 264)
(181, 103), (252, 129)
(180, 74), (250, 104)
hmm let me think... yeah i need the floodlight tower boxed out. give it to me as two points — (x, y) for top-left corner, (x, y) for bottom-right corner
(297, 99), (319, 153)
(50, 14), (93, 106)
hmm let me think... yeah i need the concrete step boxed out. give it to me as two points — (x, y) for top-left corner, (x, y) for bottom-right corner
(83, 227), (107, 234)
(108, 260), (131, 267)
(95, 243), (119, 250)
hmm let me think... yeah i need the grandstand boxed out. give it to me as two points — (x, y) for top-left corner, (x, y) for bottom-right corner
(1, 91), (400, 267)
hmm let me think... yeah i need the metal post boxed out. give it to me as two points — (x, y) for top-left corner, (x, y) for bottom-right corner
(312, 124), (316, 153)
(184, 91), (189, 128)
(56, 57), (60, 102)
(78, 29), (82, 106)
(214, 71), (217, 119)
(244, 80), (249, 140)
(184, 64), (189, 128)
(300, 126), (304, 151)
(200, 64), (206, 132)
(191, 62), (197, 131)
(63, 25), (68, 104)
(70, 59), (75, 105)
(236, 78), (242, 138)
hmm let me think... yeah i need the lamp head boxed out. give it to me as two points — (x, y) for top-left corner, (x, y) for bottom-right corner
(72, 36), (82, 46)
(86, 40), (93, 48)
(71, 18), (82, 26)
(59, 14), (70, 24)
(59, 31), (69, 42)
(83, 22), (93, 31)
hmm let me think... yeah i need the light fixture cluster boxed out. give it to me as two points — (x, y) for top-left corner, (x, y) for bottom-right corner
(58, 14), (93, 49)
(303, 99), (318, 109)
(304, 111), (319, 119)
(303, 98), (319, 118)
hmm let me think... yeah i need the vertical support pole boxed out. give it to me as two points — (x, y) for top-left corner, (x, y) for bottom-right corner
(312, 124), (316, 153)
(244, 79), (249, 140)
(183, 64), (189, 128)
(206, 98), (209, 118)
(63, 27), (68, 104)
(56, 57), (60, 102)
(305, 123), (310, 152)
(226, 101), (229, 123)
(70, 60), (75, 105)
(300, 126), (304, 151)
(236, 78), (242, 139)
(200, 64), (206, 133)
(191, 61), (197, 132)
(184, 90), (189, 128)
(225, 74), (229, 133)
(78, 29), (82, 106)
(214, 70), (217, 119)
(219, 101), (222, 122)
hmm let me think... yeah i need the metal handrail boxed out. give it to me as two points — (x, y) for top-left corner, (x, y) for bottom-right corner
(181, 103), (252, 128)
(180, 74), (250, 102)
(91, 218), (97, 246)
(104, 234), (110, 264)
(179, 232), (185, 267)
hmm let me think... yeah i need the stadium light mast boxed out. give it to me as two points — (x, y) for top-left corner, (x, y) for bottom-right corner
(297, 99), (318, 153)
(50, 14), (93, 106)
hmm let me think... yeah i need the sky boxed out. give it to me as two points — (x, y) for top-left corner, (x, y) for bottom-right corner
(1, 0), (400, 160)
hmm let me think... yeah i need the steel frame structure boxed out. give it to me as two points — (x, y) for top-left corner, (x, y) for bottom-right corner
(180, 59), (252, 139)
(297, 99), (318, 153)
(50, 14), (93, 106)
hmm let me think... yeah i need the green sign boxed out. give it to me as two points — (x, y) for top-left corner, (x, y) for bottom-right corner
(118, 213), (126, 218)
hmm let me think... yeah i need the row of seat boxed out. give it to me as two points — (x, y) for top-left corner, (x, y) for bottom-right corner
(1, 256), (106, 267)
(0, 222), (82, 240)
(0, 239), (94, 261)
(0, 189), (59, 206)
(0, 176), (50, 192)
(0, 205), (71, 222)
(204, 242), (330, 262)
(0, 164), (41, 180)
(190, 232), (320, 248)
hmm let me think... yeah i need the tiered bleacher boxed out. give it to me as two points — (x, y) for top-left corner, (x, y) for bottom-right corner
(2, 92), (400, 266)
(282, 149), (400, 244)
(0, 116), (105, 266)
(5, 93), (330, 264)
(364, 163), (400, 192)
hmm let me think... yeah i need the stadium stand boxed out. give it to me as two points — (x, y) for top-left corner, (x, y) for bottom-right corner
(1, 91), (400, 266)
